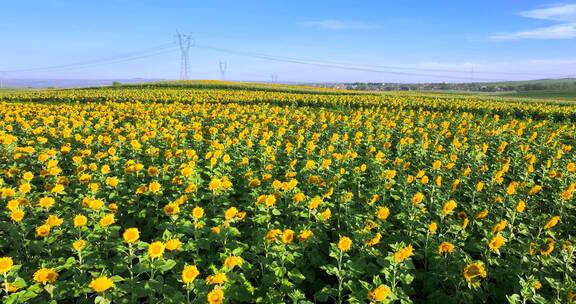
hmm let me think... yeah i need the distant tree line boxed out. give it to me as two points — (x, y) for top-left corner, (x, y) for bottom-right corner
(321, 80), (576, 93)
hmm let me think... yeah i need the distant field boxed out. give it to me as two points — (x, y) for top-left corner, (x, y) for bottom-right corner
(408, 88), (576, 101)
(344, 78), (576, 101)
(496, 89), (576, 100)
(4, 79), (576, 101)
(401, 89), (576, 102)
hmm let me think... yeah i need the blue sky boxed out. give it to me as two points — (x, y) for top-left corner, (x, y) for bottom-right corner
(1, 0), (575, 82)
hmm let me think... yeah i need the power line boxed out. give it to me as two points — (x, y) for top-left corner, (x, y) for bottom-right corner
(322, 60), (564, 77)
(3, 49), (178, 76)
(194, 44), (510, 81)
(2, 43), (176, 73)
(42, 49), (177, 73)
(194, 44), (570, 79)
(1, 38), (573, 82)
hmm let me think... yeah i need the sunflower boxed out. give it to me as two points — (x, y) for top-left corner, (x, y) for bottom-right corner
(438, 242), (455, 255)
(46, 215), (64, 227)
(475, 210), (489, 220)
(428, 222), (438, 234)
(442, 200), (457, 215)
(320, 208), (332, 221)
(0, 257), (13, 274)
(106, 177), (119, 187)
(10, 210), (25, 222)
(206, 272), (227, 285)
(73, 240), (86, 251)
(264, 195), (276, 207)
(73, 215), (88, 228)
(148, 241), (165, 259)
(36, 224), (51, 237)
(123, 228), (140, 244)
(540, 239), (555, 256)
(463, 262), (487, 284)
(338, 236), (352, 252)
(292, 192), (306, 203)
(492, 220), (507, 233)
(208, 178), (222, 191)
(475, 181), (485, 192)
(489, 234), (507, 252)
(181, 166), (193, 177)
(376, 206), (390, 220)
(192, 206), (204, 219)
(281, 229), (294, 244)
(223, 256), (243, 269)
(181, 265), (200, 284)
(148, 181), (161, 193)
(163, 203), (180, 216)
(88, 199), (104, 210)
(544, 216), (560, 229)
(33, 268), (58, 285)
(394, 245), (414, 262)
(366, 232), (382, 247)
(165, 239), (181, 251)
(308, 196), (322, 209)
(298, 230), (314, 241)
(22, 171), (34, 181)
(515, 201), (526, 213)
(99, 214), (115, 227)
(224, 207), (238, 221)
(19, 183), (31, 193)
(207, 288), (224, 304)
(368, 284), (391, 302)
(38, 197), (55, 208)
(411, 192), (425, 205)
(88, 276), (114, 293)
(51, 183), (65, 194)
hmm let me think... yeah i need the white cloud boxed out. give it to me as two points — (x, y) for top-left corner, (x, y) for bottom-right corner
(302, 20), (378, 30)
(520, 4), (576, 21)
(491, 23), (576, 40)
(528, 58), (576, 65)
(490, 4), (576, 40)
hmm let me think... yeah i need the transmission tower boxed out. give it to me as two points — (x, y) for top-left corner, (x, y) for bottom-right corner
(270, 74), (278, 83)
(0, 71), (5, 89)
(176, 31), (193, 80)
(219, 61), (227, 80)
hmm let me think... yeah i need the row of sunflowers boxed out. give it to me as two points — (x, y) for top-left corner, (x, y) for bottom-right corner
(1, 85), (576, 119)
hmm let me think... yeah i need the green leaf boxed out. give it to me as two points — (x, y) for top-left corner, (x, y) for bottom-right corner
(145, 279), (164, 292)
(399, 273), (414, 285)
(506, 294), (521, 304)
(320, 265), (338, 276)
(44, 284), (56, 298)
(95, 295), (112, 304)
(12, 277), (28, 288)
(157, 259), (177, 273)
(315, 286), (337, 302)
(288, 270), (306, 283)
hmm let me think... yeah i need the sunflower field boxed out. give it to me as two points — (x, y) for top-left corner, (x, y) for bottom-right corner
(0, 82), (575, 303)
